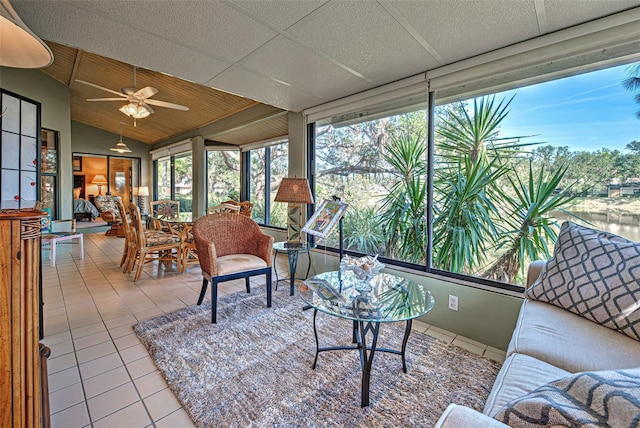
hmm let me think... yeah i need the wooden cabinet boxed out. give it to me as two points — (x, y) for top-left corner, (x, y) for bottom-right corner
(0, 210), (49, 427)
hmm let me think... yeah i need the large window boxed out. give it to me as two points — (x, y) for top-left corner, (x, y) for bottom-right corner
(247, 141), (288, 227)
(153, 151), (192, 213)
(41, 128), (58, 218)
(313, 60), (640, 289)
(206, 149), (240, 207)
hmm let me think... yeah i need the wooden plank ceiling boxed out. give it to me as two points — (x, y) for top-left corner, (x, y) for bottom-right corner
(40, 41), (288, 146)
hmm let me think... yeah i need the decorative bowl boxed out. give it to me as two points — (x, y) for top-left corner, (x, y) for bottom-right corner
(340, 255), (384, 282)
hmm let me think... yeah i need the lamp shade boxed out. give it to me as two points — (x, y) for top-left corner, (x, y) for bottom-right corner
(274, 178), (314, 204)
(136, 186), (149, 197)
(91, 174), (107, 185)
(0, 0), (53, 68)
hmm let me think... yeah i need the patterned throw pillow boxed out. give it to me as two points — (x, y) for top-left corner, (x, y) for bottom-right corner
(494, 368), (640, 427)
(525, 221), (640, 341)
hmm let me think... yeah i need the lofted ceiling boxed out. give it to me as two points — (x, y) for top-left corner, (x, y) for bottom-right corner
(11, 0), (640, 146)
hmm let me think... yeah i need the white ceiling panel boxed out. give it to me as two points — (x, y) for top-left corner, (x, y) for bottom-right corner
(239, 35), (372, 100)
(543, 0), (640, 33)
(230, 0), (328, 30)
(287, 0), (438, 85)
(389, 0), (540, 65)
(208, 65), (325, 112)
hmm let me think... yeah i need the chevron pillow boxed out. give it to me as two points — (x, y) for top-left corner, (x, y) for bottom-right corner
(525, 221), (640, 342)
(494, 368), (640, 427)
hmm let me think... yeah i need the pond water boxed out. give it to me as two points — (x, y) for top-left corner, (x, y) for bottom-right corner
(552, 210), (640, 243)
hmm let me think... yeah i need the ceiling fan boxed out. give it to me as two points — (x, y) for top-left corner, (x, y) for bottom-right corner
(75, 66), (189, 125)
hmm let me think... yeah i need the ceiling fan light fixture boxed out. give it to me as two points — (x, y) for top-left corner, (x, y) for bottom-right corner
(134, 105), (150, 118)
(110, 122), (132, 154)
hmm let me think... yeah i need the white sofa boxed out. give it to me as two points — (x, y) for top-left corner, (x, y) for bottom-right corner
(435, 260), (640, 427)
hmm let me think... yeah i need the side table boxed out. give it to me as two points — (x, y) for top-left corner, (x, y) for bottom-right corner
(273, 241), (316, 296)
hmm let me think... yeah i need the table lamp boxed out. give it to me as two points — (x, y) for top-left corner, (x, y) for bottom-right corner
(274, 177), (314, 244)
(134, 186), (149, 213)
(91, 174), (108, 195)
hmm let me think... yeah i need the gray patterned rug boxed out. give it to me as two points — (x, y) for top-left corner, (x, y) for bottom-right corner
(134, 288), (501, 427)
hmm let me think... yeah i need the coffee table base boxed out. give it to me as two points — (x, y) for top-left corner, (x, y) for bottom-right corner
(310, 309), (413, 407)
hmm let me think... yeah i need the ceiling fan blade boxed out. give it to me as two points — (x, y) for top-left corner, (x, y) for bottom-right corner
(75, 80), (126, 97)
(86, 98), (127, 102)
(144, 99), (189, 111)
(140, 102), (155, 114)
(135, 86), (158, 99)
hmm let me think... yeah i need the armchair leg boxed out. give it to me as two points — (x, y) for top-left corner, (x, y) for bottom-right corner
(197, 278), (208, 305)
(245, 277), (251, 293)
(212, 279), (219, 324)
(266, 269), (272, 308)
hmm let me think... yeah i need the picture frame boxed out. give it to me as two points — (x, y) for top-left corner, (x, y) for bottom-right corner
(72, 156), (82, 172)
(302, 199), (348, 239)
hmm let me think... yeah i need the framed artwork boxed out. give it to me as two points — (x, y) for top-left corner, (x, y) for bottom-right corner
(72, 156), (82, 172)
(302, 199), (348, 239)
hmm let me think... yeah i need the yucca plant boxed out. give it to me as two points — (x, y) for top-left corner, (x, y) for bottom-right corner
(378, 133), (428, 264)
(483, 163), (580, 283)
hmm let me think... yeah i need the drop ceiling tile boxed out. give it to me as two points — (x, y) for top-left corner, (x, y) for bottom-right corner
(543, 0), (640, 33)
(239, 35), (371, 102)
(287, 0), (437, 85)
(208, 66), (325, 112)
(388, 0), (540, 65)
(231, 0), (328, 30)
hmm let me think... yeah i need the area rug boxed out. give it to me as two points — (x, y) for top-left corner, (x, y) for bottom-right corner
(134, 288), (501, 427)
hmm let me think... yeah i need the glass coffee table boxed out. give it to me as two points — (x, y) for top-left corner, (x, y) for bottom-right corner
(299, 270), (435, 407)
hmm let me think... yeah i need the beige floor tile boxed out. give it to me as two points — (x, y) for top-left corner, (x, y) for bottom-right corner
(92, 401), (151, 428)
(104, 314), (137, 329)
(42, 331), (72, 347)
(79, 352), (123, 380)
(87, 382), (140, 422)
(484, 349), (507, 364)
(452, 337), (486, 355)
(411, 320), (430, 333)
(119, 343), (149, 364)
(50, 402), (90, 428)
(49, 382), (85, 414)
(125, 355), (158, 379)
(133, 371), (169, 398)
(76, 340), (118, 364)
(48, 352), (78, 375)
(71, 322), (107, 339)
(113, 333), (142, 351)
(48, 340), (74, 359)
(73, 330), (112, 350)
(155, 408), (195, 428)
(48, 366), (81, 393)
(455, 335), (488, 349)
(83, 366), (131, 398)
(144, 388), (182, 421)
(424, 328), (455, 344)
(108, 323), (135, 339)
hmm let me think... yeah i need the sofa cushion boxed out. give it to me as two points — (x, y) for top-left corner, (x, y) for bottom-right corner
(494, 368), (640, 427)
(507, 300), (640, 373)
(483, 353), (570, 418)
(525, 221), (640, 342)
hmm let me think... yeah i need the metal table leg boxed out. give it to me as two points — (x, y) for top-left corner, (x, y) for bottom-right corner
(287, 250), (299, 296)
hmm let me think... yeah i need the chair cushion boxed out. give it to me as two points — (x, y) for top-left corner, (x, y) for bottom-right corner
(217, 254), (267, 276)
(525, 221), (640, 342)
(145, 232), (181, 246)
(507, 300), (640, 373)
(493, 367), (640, 427)
(484, 353), (570, 417)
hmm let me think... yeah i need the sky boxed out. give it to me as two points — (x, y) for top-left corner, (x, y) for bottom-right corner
(495, 63), (639, 153)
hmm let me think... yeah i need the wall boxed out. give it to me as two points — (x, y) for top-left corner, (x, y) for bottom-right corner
(1, 67), (72, 217)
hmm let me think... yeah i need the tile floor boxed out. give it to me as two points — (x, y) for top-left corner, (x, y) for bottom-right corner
(41, 231), (506, 427)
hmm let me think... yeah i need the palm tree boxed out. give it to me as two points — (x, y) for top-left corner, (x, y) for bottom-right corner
(622, 62), (640, 119)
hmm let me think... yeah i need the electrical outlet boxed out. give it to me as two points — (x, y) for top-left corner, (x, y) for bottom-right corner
(448, 295), (459, 311)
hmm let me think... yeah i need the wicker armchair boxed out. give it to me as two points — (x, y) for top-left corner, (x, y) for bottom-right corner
(94, 195), (125, 236)
(192, 212), (273, 323)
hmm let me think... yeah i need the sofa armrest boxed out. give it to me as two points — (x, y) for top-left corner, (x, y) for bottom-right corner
(435, 404), (509, 428)
(526, 260), (547, 289)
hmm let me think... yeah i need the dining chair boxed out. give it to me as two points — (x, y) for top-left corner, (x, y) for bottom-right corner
(128, 202), (183, 281)
(192, 212), (273, 323)
(115, 198), (136, 272)
(150, 199), (180, 220)
(222, 200), (254, 217)
(206, 202), (240, 215)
